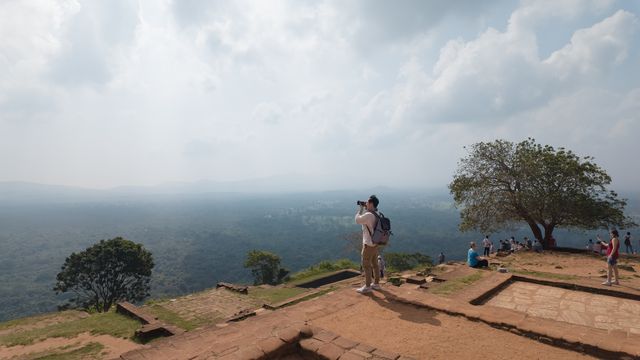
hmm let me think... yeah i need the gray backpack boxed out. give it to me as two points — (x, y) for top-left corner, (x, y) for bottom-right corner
(367, 211), (392, 246)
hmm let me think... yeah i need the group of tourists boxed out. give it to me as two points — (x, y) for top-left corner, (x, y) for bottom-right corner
(477, 235), (544, 256)
(353, 195), (630, 292)
(588, 232), (635, 255)
(467, 230), (627, 287)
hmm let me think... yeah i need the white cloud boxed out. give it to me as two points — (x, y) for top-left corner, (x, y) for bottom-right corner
(544, 10), (639, 81)
(382, 7), (639, 127)
(0, 0), (639, 190)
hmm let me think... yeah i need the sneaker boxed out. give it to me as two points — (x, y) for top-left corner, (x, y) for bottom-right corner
(371, 283), (382, 290)
(356, 286), (372, 294)
(613, 281), (620, 285)
(601, 281), (612, 286)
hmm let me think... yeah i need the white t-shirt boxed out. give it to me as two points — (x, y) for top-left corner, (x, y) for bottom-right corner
(355, 210), (376, 246)
(482, 238), (491, 248)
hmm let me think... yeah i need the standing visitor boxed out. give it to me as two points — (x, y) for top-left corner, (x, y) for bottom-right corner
(378, 255), (386, 278)
(482, 235), (491, 256)
(601, 230), (621, 286)
(355, 195), (381, 294)
(437, 252), (445, 265)
(532, 239), (543, 253)
(624, 232), (633, 254)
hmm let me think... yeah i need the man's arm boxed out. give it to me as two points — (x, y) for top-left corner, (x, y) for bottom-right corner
(355, 208), (371, 224)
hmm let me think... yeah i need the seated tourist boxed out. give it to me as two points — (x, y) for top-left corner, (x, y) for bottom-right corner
(532, 239), (543, 253)
(467, 242), (489, 268)
(501, 240), (510, 251)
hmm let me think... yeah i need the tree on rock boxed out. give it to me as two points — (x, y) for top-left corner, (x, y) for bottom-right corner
(54, 237), (154, 312)
(449, 139), (635, 248)
(244, 250), (289, 285)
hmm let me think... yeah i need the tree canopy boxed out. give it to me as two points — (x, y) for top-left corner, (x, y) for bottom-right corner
(449, 139), (635, 247)
(54, 237), (154, 312)
(244, 250), (289, 285)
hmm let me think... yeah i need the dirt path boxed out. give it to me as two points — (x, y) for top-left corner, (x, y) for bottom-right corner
(0, 311), (89, 338)
(505, 251), (639, 279)
(0, 332), (142, 359)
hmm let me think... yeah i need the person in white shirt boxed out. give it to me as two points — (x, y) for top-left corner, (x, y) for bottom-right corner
(378, 255), (386, 278)
(482, 236), (491, 256)
(355, 195), (381, 294)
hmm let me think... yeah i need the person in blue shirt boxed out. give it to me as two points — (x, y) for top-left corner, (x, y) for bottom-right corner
(467, 242), (489, 268)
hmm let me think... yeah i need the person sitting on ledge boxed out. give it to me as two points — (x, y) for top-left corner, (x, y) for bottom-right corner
(467, 241), (489, 268)
(532, 239), (543, 253)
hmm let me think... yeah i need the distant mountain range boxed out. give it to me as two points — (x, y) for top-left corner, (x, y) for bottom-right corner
(0, 179), (426, 203)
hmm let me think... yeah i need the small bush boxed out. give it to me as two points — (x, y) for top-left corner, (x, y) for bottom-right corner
(384, 252), (432, 273)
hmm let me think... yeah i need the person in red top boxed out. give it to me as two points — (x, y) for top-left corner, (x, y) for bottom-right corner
(601, 229), (621, 286)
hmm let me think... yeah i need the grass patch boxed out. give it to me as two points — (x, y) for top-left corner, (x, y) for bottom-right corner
(431, 271), (484, 296)
(145, 305), (209, 331)
(0, 311), (86, 331)
(0, 310), (140, 347)
(510, 269), (578, 281)
(23, 342), (104, 360)
(248, 286), (308, 304)
(288, 259), (358, 285)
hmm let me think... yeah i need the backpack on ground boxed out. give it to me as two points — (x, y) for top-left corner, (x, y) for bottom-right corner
(367, 211), (392, 246)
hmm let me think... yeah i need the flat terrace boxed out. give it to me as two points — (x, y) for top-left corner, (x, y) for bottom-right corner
(121, 251), (640, 359)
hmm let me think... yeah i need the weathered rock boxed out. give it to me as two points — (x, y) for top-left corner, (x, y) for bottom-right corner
(405, 276), (426, 285)
(216, 282), (249, 294)
(317, 342), (345, 360)
(332, 336), (359, 350)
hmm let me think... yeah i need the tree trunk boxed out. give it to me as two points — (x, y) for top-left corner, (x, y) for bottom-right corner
(525, 220), (544, 244)
(543, 224), (556, 249)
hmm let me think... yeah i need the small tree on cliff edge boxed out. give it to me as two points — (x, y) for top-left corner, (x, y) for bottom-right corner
(54, 237), (154, 312)
(244, 250), (289, 285)
(449, 139), (635, 248)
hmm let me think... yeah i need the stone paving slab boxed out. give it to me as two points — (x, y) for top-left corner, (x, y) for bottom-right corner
(149, 288), (263, 325)
(487, 281), (640, 334)
(121, 289), (405, 360)
(381, 279), (640, 359)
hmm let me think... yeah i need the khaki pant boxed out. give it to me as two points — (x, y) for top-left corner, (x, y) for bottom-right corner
(361, 244), (380, 287)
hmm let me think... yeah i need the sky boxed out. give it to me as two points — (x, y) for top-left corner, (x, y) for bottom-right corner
(1, 0), (639, 191)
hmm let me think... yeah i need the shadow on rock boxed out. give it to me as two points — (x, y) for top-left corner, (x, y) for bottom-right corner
(368, 289), (441, 326)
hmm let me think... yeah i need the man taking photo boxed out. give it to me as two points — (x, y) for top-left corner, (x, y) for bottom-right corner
(355, 195), (382, 294)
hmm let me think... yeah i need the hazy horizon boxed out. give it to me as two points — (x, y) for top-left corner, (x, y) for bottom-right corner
(2, 1), (640, 191)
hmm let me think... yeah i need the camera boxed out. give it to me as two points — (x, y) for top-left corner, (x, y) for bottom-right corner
(356, 200), (367, 206)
